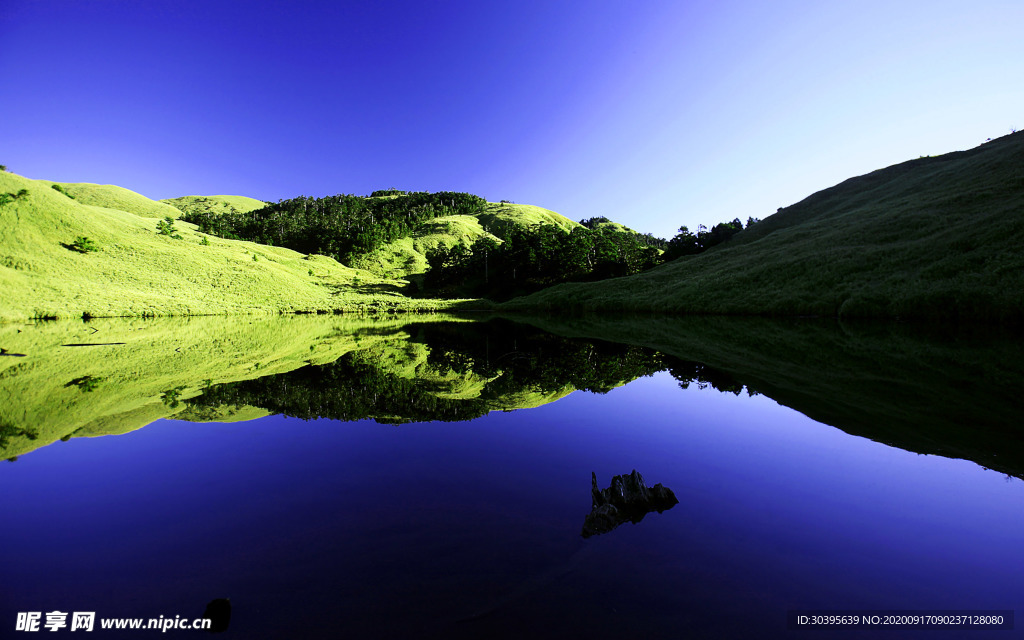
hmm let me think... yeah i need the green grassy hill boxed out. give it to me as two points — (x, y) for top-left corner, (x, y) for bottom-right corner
(348, 201), (581, 279)
(0, 171), (463, 321)
(503, 132), (1024, 320)
(51, 181), (185, 218)
(161, 194), (268, 216)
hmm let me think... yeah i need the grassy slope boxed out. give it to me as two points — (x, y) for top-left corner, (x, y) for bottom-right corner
(504, 132), (1024, 320)
(593, 220), (634, 233)
(156, 196), (581, 281)
(52, 181), (185, 218)
(352, 202), (582, 278)
(350, 214), (502, 278)
(0, 171), (468, 321)
(161, 194), (267, 215)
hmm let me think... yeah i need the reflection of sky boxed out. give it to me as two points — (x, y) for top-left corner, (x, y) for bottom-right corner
(2, 371), (1022, 638)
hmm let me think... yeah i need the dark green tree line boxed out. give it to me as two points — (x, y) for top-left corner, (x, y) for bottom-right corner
(421, 224), (661, 300)
(662, 216), (760, 261)
(179, 190), (486, 265)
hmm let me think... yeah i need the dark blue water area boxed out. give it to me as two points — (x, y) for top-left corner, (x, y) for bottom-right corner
(3, 372), (1022, 639)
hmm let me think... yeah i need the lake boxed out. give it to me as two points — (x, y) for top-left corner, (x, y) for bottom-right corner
(1, 315), (1022, 638)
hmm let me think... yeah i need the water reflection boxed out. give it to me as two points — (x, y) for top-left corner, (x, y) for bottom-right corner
(186, 320), (666, 425)
(3, 314), (1024, 638)
(1, 314), (1023, 483)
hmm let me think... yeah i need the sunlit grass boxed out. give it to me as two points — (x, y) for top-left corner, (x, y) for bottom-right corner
(51, 181), (185, 219)
(161, 194), (268, 216)
(0, 171), (476, 321)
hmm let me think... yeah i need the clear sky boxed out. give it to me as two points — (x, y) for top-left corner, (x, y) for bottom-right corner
(1, 0), (1021, 238)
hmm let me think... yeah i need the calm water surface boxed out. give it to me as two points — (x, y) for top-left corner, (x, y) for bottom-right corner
(1, 317), (1022, 639)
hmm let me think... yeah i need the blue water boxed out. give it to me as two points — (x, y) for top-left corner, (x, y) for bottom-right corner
(2, 371), (1022, 638)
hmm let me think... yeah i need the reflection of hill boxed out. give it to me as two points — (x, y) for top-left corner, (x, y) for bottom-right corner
(9, 313), (1019, 481)
(0, 317), (662, 459)
(0, 315), (466, 459)
(521, 315), (1024, 479)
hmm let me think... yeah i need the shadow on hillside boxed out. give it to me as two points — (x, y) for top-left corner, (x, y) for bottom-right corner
(349, 282), (407, 296)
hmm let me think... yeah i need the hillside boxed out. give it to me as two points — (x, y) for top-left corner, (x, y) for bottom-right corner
(0, 171), (463, 321)
(161, 194), (267, 216)
(503, 131), (1024, 321)
(350, 202), (580, 278)
(297, 201), (582, 279)
(51, 181), (184, 218)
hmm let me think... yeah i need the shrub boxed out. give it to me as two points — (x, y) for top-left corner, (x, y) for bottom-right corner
(65, 375), (102, 392)
(200, 236), (210, 246)
(0, 189), (28, 207)
(156, 216), (183, 240)
(51, 184), (75, 199)
(70, 236), (98, 253)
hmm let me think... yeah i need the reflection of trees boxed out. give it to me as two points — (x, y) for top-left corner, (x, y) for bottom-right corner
(188, 321), (672, 424)
(666, 362), (756, 396)
(418, 321), (668, 395)
(0, 420), (38, 452)
(65, 376), (102, 393)
(192, 351), (490, 424)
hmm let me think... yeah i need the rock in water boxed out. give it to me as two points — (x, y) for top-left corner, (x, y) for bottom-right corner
(583, 470), (679, 537)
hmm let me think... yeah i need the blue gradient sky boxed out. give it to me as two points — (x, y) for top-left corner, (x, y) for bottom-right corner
(2, 0), (1021, 238)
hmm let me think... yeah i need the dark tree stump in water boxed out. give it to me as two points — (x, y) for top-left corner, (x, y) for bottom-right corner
(582, 470), (679, 538)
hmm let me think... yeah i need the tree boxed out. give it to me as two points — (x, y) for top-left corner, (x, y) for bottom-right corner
(0, 189), (28, 207)
(156, 216), (183, 240)
(51, 184), (75, 199)
(663, 226), (700, 261)
(70, 236), (98, 253)
(579, 216), (611, 229)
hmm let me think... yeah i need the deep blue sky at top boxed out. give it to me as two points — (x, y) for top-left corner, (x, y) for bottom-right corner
(1, 0), (1022, 238)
